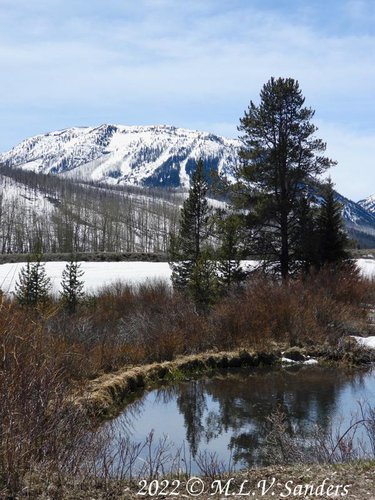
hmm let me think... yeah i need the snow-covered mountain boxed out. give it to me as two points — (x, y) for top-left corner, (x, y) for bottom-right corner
(358, 194), (375, 215)
(0, 124), (239, 188)
(335, 191), (375, 247)
(1, 123), (375, 247)
(336, 192), (375, 228)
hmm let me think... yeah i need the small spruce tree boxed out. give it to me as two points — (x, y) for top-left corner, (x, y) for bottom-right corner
(294, 195), (320, 275)
(188, 251), (219, 314)
(216, 212), (246, 293)
(15, 255), (51, 306)
(60, 257), (85, 312)
(317, 179), (348, 267)
(169, 159), (216, 311)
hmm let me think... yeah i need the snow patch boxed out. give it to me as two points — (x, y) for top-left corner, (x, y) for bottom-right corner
(350, 336), (375, 350)
(356, 259), (375, 279)
(281, 357), (318, 365)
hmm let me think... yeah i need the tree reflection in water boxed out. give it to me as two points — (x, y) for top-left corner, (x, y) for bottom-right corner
(109, 366), (375, 469)
(173, 367), (373, 467)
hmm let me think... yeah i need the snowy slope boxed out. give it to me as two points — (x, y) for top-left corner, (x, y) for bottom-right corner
(0, 173), (56, 214)
(0, 124), (239, 188)
(358, 194), (375, 215)
(335, 191), (375, 229)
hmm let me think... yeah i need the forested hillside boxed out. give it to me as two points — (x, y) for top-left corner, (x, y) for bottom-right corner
(1, 162), (375, 255)
(0, 165), (182, 254)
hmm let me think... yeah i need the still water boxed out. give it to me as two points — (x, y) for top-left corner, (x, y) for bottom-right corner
(106, 366), (375, 472)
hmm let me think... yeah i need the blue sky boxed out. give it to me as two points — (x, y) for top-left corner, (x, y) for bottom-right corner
(1, 0), (374, 200)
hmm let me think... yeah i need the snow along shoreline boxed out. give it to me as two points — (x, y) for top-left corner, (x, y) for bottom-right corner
(0, 258), (374, 296)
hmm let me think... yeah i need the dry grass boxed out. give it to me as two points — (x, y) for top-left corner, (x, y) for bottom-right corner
(15, 461), (375, 499)
(80, 349), (275, 418)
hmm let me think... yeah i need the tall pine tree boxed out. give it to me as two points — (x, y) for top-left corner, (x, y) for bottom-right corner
(236, 77), (335, 279)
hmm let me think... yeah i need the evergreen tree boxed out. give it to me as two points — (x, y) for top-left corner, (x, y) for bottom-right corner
(294, 195), (320, 275)
(169, 232), (194, 290)
(236, 77), (335, 279)
(15, 255), (51, 306)
(60, 257), (85, 312)
(317, 179), (348, 267)
(188, 251), (219, 313)
(170, 158), (211, 286)
(169, 159), (216, 311)
(216, 211), (246, 293)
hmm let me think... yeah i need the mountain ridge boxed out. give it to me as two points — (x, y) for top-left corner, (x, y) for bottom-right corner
(0, 124), (239, 188)
(358, 195), (375, 215)
(1, 123), (375, 247)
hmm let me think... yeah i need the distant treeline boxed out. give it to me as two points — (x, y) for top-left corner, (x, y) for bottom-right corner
(0, 251), (168, 264)
(0, 164), (182, 255)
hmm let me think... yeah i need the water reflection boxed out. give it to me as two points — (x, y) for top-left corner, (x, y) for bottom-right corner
(108, 366), (375, 470)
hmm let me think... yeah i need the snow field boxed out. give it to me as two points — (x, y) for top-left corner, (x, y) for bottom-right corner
(355, 258), (375, 279)
(0, 258), (374, 296)
(0, 261), (171, 296)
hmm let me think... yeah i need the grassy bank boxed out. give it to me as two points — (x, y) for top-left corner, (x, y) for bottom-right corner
(80, 344), (375, 420)
(80, 349), (280, 418)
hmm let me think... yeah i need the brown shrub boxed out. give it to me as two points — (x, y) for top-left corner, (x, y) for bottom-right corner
(0, 302), (93, 496)
(211, 267), (372, 349)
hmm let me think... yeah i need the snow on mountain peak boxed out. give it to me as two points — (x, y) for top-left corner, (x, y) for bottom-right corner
(0, 124), (240, 188)
(359, 194), (375, 215)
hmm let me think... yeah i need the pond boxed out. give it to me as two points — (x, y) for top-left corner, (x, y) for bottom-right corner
(103, 365), (375, 474)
